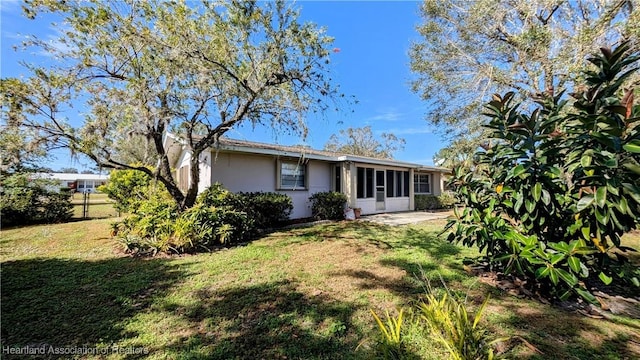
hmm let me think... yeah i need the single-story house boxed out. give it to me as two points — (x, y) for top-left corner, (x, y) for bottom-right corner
(165, 134), (450, 219)
(34, 172), (109, 193)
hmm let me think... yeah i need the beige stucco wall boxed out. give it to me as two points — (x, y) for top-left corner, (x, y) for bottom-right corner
(209, 151), (332, 219)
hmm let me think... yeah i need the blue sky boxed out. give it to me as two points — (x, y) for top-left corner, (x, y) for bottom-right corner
(1, 0), (443, 171)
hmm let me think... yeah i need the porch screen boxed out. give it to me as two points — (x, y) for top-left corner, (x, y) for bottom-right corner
(357, 167), (375, 198)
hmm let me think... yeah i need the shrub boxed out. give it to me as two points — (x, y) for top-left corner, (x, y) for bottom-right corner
(446, 43), (640, 301)
(418, 293), (493, 360)
(415, 191), (456, 210)
(370, 308), (406, 360)
(370, 290), (495, 360)
(1, 173), (73, 226)
(309, 191), (348, 220)
(234, 191), (293, 228)
(114, 183), (280, 254)
(98, 168), (154, 214)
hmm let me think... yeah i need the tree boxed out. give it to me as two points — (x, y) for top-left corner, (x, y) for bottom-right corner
(410, 0), (639, 166)
(324, 126), (405, 159)
(447, 44), (640, 301)
(58, 167), (79, 174)
(4, 0), (345, 210)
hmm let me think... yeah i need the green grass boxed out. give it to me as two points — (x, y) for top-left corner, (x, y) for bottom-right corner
(1, 219), (639, 359)
(70, 193), (119, 219)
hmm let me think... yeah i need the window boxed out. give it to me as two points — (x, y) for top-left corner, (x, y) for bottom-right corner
(357, 167), (375, 199)
(385, 170), (410, 198)
(334, 165), (341, 192)
(403, 171), (410, 197)
(279, 161), (306, 189)
(386, 170), (394, 198)
(414, 173), (431, 194)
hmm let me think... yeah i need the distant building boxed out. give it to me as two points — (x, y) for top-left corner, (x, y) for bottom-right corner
(33, 173), (109, 193)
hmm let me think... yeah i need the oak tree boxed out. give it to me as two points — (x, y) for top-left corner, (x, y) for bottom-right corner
(324, 126), (405, 159)
(3, 0), (345, 210)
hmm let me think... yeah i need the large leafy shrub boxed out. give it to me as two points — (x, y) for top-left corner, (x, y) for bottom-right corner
(98, 168), (153, 213)
(1, 173), (73, 226)
(446, 43), (640, 301)
(309, 191), (348, 220)
(113, 183), (292, 254)
(233, 191), (293, 228)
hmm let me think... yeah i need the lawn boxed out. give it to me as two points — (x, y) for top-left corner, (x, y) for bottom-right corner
(70, 193), (119, 219)
(1, 218), (639, 359)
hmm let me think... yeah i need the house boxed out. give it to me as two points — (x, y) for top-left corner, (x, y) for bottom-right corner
(165, 135), (450, 219)
(33, 172), (109, 193)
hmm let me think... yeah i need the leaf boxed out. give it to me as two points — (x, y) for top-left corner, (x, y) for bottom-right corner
(557, 268), (578, 286)
(623, 162), (640, 175)
(580, 225), (591, 240)
(568, 256), (581, 273)
(623, 139), (640, 153)
(535, 266), (550, 279)
(549, 268), (559, 285)
(576, 195), (594, 212)
(532, 182), (541, 202)
(541, 189), (551, 206)
(580, 154), (592, 168)
(599, 272), (613, 285)
(576, 288), (598, 304)
(595, 187), (607, 208)
(512, 164), (526, 178)
(525, 199), (535, 213)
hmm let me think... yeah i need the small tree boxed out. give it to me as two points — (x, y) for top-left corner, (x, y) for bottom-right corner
(324, 126), (405, 159)
(446, 43), (640, 301)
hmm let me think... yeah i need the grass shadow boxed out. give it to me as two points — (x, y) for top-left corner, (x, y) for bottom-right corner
(152, 280), (418, 359)
(1, 257), (189, 354)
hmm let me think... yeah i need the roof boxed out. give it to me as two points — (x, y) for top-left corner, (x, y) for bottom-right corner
(164, 133), (450, 173)
(33, 173), (110, 181)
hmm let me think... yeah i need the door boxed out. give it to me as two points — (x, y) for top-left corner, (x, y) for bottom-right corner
(375, 170), (385, 211)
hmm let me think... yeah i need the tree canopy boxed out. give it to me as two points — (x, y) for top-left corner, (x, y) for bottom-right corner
(323, 126), (405, 159)
(410, 0), (639, 166)
(3, 0), (345, 209)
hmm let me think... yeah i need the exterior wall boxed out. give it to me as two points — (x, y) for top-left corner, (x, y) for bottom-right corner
(432, 172), (442, 196)
(209, 152), (331, 219)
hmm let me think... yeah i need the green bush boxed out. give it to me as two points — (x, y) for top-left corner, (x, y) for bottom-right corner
(113, 183), (292, 254)
(309, 191), (348, 220)
(234, 191), (293, 228)
(1, 173), (73, 226)
(98, 168), (154, 214)
(415, 191), (456, 210)
(446, 43), (640, 301)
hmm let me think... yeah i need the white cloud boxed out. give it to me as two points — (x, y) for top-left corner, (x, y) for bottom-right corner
(0, 0), (22, 14)
(366, 110), (403, 122)
(378, 125), (434, 135)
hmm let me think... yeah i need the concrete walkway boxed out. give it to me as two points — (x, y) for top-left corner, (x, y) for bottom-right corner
(361, 210), (453, 226)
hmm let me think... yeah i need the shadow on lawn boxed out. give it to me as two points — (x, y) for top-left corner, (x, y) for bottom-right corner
(154, 280), (405, 359)
(1, 257), (189, 355)
(488, 294), (640, 360)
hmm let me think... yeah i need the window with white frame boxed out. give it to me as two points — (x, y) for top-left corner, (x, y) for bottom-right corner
(278, 160), (306, 190)
(414, 173), (431, 194)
